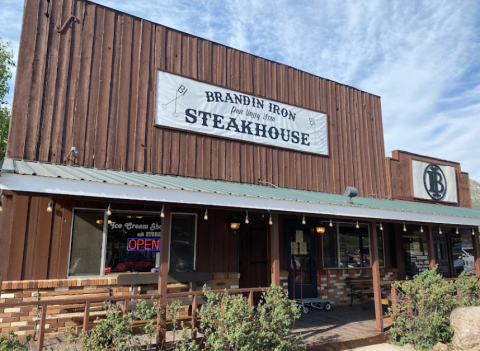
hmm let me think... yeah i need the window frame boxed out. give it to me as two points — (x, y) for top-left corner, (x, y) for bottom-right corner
(168, 212), (198, 272)
(321, 221), (385, 269)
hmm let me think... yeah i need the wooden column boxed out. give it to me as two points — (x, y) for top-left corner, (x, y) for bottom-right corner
(156, 205), (171, 343)
(473, 228), (480, 279)
(426, 225), (436, 270)
(369, 221), (383, 332)
(394, 224), (406, 280)
(270, 213), (280, 286)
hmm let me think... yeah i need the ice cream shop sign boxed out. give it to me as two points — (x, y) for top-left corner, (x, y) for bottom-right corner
(156, 71), (329, 155)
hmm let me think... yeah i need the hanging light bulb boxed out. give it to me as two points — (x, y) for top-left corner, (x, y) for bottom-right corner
(302, 215), (306, 225)
(245, 211), (249, 224)
(403, 222), (407, 232)
(329, 219), (333, 227)
(160, 205), (165, 218)
(0, 201), (2, 212)
(107, 203), (112, 216)
(269, 213), (273, 226)
(356, 221), (359, 229)
(456, 227), (459, 235)
(379, 222), (383, 231)
(47, 200), (53, 213)
(204, 209), (208, 221)
(439, 227), (442, 235)
(420, 226), (424, 233)
(472, 228), (476, 236)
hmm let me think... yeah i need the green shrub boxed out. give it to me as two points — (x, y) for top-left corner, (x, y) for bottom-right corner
(0, 331), (31, 351)
(390, 269), (480, 350)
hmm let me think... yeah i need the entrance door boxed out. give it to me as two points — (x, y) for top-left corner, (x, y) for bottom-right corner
(286, 221), (318, 299)
(433, 234), (451, 277)
(239, 219), (269, 288)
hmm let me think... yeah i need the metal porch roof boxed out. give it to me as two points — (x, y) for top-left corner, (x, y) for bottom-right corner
(2, 158), (480, 226)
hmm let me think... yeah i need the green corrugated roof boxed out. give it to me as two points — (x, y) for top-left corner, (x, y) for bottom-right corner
(2, 158), (480, 223)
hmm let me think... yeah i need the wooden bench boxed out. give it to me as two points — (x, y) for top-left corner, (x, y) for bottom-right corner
(346, 277), (374, 309)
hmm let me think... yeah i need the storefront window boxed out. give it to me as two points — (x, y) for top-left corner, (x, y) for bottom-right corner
(322, 222), (384, 268)
(169, 214), (197, 272)
(402, 234), (429, 279)
(69, 210), (105, 276)
(105, 214), (162, 273)
(451, 233), (476, 277)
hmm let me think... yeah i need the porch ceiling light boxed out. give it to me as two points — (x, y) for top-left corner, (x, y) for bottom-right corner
(403, 222), (407, 232)
(379, 222), (383, 231)
(439, 227), (443, 235)
(456, 227), (459, 235)
(356, 221), (359, 229)
(316, 226), (325, 234)
(329, 219), (333, 227)
(245, 211), (249, 224)
(230, 222), (241, 230)
(0, 193), (3, 212)
(472, 228), (475, 236)
(420, 226), (424, 233)
(302, 214), (306, 225)
(269, 213), (273, 226)
(160, 205), (165, 218)
(204, 208), (208, 221)
(107, 202), (112, 216)
(47, 199), (53, 213)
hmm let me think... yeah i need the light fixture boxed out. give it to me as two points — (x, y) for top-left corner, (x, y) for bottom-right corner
(245, 211), (249, 224)
(356, 221), (359, 229)
(420, 226), (424, 233)
(439, 227), (442, 235)
(379, 222), (383, 231)
(0, 193), (3, 212)
(204, 209), (208, 221)
(329, 219), (333, 227)
(107, 203), (112, 216)
(269, 213), (273, 226)
(456, 227), (459, 235)
(96, 219), (104, 225)
(160, 205), (165, 218)
(316, 226), (326, 234)
(47, 199), (53, 213)
(302, 215), (306, 225)
(472, 228), (476, 236)
(403, 222), (407, 232)
(230, 222), (241, 230)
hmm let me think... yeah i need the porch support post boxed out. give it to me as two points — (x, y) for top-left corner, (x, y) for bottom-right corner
(270, 213), (280, 286)
(426, 225), (436, 270)
(473, 228), (480, 279)
(157, 205), (171, 343)
(369, 221), (384, 332)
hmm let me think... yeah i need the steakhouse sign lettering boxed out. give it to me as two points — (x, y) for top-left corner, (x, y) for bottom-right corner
(156, 71), (329, 155)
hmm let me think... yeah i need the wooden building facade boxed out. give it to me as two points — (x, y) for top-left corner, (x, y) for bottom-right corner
(1, 0), (480, 338)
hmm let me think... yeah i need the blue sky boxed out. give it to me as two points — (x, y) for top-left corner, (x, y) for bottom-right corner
(1, 0), (480, 181)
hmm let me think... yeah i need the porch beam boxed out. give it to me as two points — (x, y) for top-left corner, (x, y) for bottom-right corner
(473, 229), (480, 279)
(270, 213), (280, 286)
(369, 221), (383, 332)
(426, 225), (436, 270)
(157, 205), (171, 343)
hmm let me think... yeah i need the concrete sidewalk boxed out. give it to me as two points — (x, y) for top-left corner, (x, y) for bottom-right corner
(348, 343), (407, 351)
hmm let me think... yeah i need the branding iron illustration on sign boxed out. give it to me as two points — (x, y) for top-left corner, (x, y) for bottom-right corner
(156, 71), (328, 155)
(412, 160), (457, 203)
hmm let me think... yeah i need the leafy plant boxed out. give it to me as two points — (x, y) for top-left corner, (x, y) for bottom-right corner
(0, 37), (15, 159)
(389, 268), (480, 350)
(0, 331), (32, 351)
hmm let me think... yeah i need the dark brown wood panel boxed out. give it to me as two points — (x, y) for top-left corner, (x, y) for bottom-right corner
(6, 195), (29, 280)
(9, 0), (388, 198)
(0, 195), (15, 281)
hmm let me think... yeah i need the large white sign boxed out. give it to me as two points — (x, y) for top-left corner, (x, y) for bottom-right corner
(412, 160), (458, 203)
(155, 71), (328, 155)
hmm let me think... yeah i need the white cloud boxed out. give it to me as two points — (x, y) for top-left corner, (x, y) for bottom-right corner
(1, 0), (479, 181)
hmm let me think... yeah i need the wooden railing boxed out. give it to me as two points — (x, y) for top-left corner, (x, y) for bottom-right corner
(0, 287), (269, 351)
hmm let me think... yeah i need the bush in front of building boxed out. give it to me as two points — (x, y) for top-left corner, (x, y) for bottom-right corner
(0, 331), (31, 351)
(390, 269), (480, 350)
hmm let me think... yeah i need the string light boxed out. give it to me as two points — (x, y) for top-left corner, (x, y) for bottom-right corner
(269, 213), (273, 226)
(456, 227), (459, 235)
(472, 228), (476, 236)
(0, 193), (3, 212)
(204, 209), (208, 221)
(245, 211), (249, 224)
(439, 227), (442, 235)
(356, 221), (359, 229)
(160, 205), (165, 218)
(379, 222), (383, 231)
(403, 222), (407, 232)
(329, 219), (333, 227)
(420, 226), (424, 233)
(107, 203), (112, 216)
(47, 199), (53, 213)
(302, 215), (306, 225)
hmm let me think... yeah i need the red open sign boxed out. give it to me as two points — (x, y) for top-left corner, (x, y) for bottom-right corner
(127, 238), (160, 251)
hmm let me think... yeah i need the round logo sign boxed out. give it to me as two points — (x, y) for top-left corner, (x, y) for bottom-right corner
(423, 164), (447, 200)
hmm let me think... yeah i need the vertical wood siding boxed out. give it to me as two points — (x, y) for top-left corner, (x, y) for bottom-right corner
(8, 0), (388, 198)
